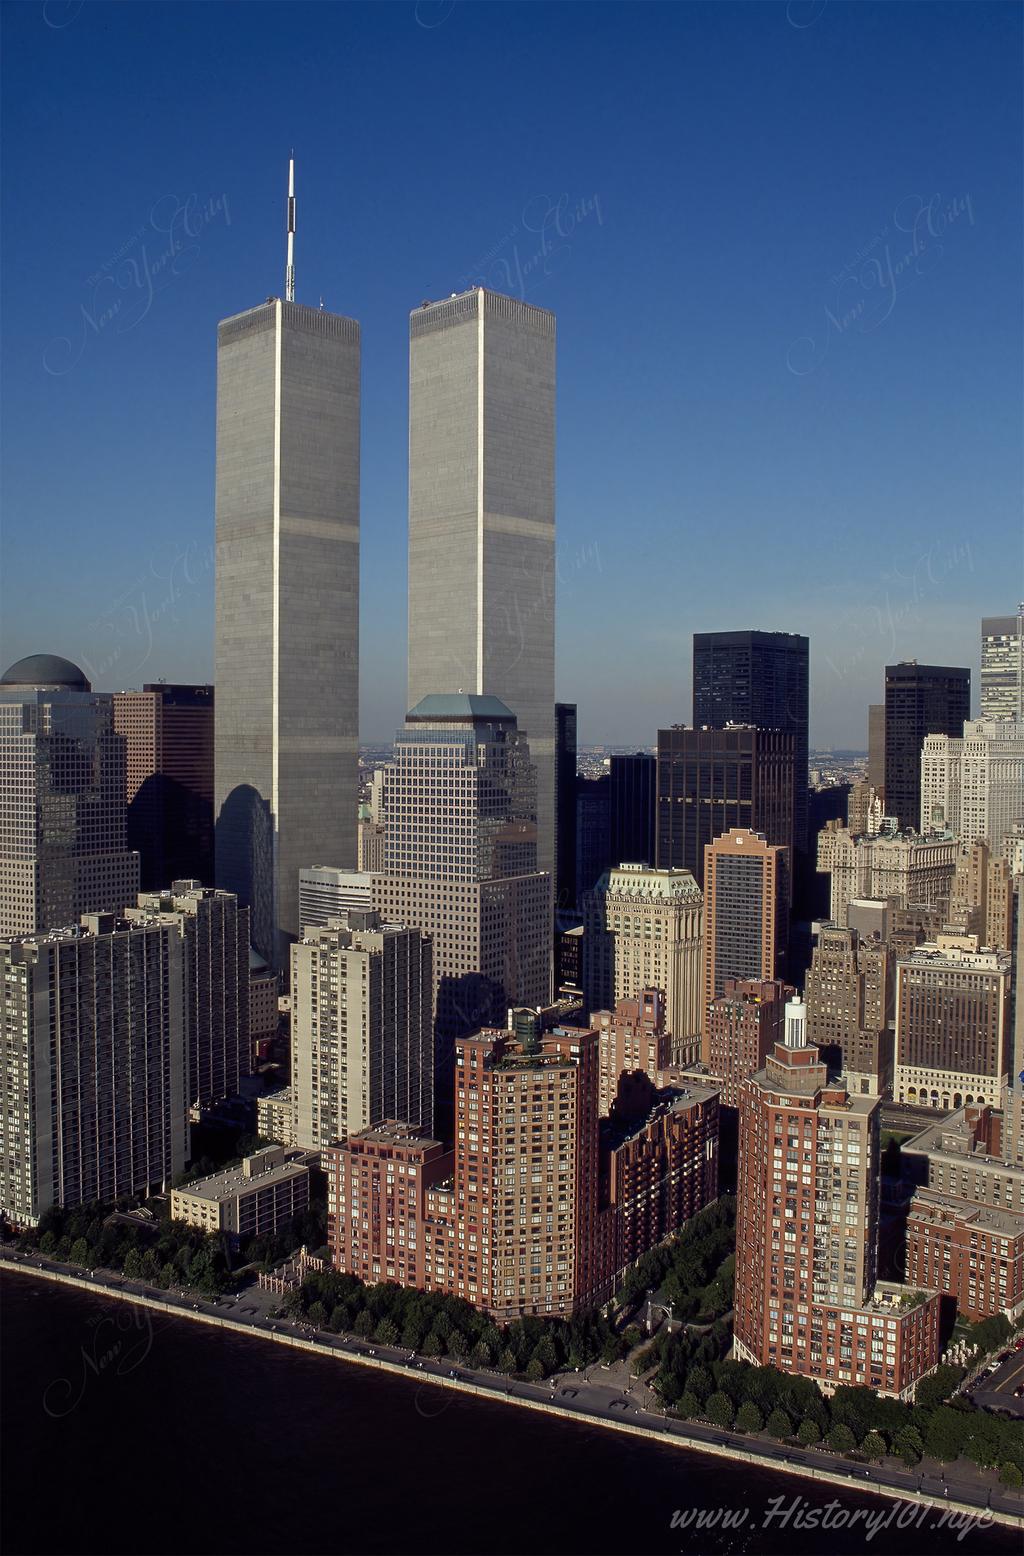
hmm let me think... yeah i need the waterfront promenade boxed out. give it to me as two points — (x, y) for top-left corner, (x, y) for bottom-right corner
(3, 1248), (1021, 1532)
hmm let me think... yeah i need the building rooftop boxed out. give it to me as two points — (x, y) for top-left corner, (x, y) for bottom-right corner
(908, 1187), (1023, 1237)
(1, 653), (90, 691)
(172, 1148), (310, 1205)
(601, 863), (702, 900)
(406, 693), (516, 723)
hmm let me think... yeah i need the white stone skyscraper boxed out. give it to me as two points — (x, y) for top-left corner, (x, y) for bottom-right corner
(214, 296), (360, 967)
(407, 288), (556, 875)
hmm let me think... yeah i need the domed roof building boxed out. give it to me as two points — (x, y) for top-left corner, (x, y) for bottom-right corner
(0, 654), (91, 692)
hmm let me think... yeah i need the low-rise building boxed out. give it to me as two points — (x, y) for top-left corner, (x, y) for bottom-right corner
(905, 1188), (1024, 1322)
(170, 1146), (310, 1244)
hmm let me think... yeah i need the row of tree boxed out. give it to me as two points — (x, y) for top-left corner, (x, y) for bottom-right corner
(12, 1191), (329, 1293)
(287, 1267), (640, 1380)
(645, 1323), (1024, 1486)
(616, 1195), (736, 1320)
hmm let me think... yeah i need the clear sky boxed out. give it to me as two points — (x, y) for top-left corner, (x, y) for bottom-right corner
(2, 0), (1021, 747)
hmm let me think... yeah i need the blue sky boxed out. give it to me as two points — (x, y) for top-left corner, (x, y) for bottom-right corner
(2, 0), (1020, 746)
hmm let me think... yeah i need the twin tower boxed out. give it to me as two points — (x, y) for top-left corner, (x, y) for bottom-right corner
(214, 286), (556, 966)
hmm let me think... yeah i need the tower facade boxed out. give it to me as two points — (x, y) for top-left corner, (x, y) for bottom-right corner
(407, 288), (555, 875)
(372, 695), (551, 1049)
(0, 915), (188, 1224)
(583, 862), (703, 1053)
(291, 912), (434, 1150)
(981, 613), (1024, 721)
(883, 662), (970, 832)
(0, 656), (139, 937)
(702, 828), (786, 1058)
(656, 724), (794, 894)
(113, 683), (214, 888)
(214, 298), (360, 967)
(692, 631), (809, 857)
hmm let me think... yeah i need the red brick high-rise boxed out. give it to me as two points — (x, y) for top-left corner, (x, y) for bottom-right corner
(735, 998), (940, 1398)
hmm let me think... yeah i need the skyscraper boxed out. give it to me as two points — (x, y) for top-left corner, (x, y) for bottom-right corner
(816, 822), (957, 924)
(555, 702), (577, 912)
(372, 695), (551, 1051)
(734, 1001), (941, 1397)
(883, 661), (970, 832)
(894, 935), (1012, 1110)
(0, 655), (139, 937)
(981, 612), (1024, 721)
(291, 912), (434, 1150)
(702, 828), (786, 1059)
(407, 288), (555, 875)
(575, 772), (612, 903)
(920, 718), (1024, 857)
(128, 883), (251, 1108)
(868, 703), (886, 793)
(0, 914), (189, 1224)
(113, 683), (214, 887)
(692, 630), (809, 856)
(655, 725), (794, 892)
(609, 752), (657, 868)
(583, 862), (704, 1054)
(215, 271), (360, 967)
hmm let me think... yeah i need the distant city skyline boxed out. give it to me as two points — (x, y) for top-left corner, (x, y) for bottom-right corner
(2, 4), (1019, 750)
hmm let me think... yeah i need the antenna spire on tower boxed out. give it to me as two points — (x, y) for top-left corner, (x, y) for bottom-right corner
(285, 155), (296, 303)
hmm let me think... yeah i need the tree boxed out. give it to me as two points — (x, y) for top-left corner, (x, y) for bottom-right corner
(797, 1418), (821, 1446)
(354, 1310), (375, 1337)
(735, 1401), (763, 1434)
(497, 1347), (517, 1374)
(159, 1262), (176, 1289)
(308, 1301), (327, 1328)
(69, 1238), (90, 1267)
(526, 1357), (545, 1382)
(915, 1364), (964, 1411)
(421, 1330), (444, 1358)
(469, 1340), (490, 1370)
(676, 1390), (700, 1420)
(39, 1231), (57, 1256)
(329, 1305), (349, 1334)
(375, 1317), (399, 1347)
(123, 1248), (143, 1280)
(893, 1427), (923, 1466)
(861, 1431), (887, 1462)
(924, 1407), (967, 1466)
(766, 1409), (792, 1441)
(705, 1391), (734, 1429)
(688, 1365), (713, 1402)
(827, 1423), (857, 1455)
(999, 1463), (1023, 1489)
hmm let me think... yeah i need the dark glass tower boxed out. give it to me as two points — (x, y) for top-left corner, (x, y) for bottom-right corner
(555, 702), (578, 912)
(609, 752), (656, 867)
(655, 726), (795, 893)
(884, 662), (970, 831)
(693, 631), (808, 854)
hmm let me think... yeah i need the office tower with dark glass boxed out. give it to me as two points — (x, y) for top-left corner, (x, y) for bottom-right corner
(555, 702), (578, 912)
(215, 255), (360, 967)
(693, 631), (809, 857)
(407, 289), (555, 877)
(609, 752), (657, 868)
(656, 724), (794, 890)
(883, 662), (970, 833)
(0, 655), (139, 937)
